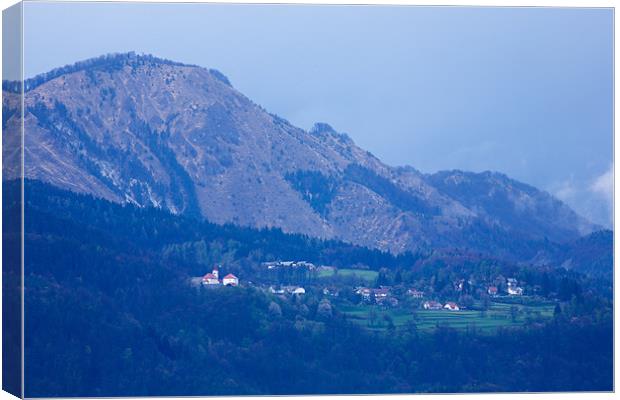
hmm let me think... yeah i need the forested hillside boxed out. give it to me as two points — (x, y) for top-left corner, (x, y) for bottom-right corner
(9, 180), (612, 396)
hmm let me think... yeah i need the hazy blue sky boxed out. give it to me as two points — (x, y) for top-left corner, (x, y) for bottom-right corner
(21, 2), (613, 227)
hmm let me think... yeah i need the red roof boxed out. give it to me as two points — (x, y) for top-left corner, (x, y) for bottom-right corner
(224, 273), (237, 279)
(213, 265), (219, 271)
(203, 273), (217, 280)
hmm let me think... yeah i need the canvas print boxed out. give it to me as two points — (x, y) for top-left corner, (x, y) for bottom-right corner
(2, 2), (614, 397)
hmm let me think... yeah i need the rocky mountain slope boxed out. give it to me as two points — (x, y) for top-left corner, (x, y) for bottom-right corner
(2, 52), (599, 259)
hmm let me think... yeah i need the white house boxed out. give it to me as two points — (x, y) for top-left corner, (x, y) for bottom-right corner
(373, 288), (389, 298)
(269, 286), (285, 294)
(444, 302), (460, 311)
(356, 287), (373, 301)
(281, 286), (305, 295)
(222, 273), (239, 286)
(507, 286), (523, 296)
(423, 301), (443, 310)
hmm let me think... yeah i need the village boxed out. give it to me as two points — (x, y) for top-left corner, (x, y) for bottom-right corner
(192, 259), (557, 332)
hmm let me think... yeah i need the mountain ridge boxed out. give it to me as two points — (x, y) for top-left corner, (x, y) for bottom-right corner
(2, 52), (600, 260)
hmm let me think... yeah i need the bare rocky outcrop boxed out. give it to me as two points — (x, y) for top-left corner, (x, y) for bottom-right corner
(3, 52), (598, 258)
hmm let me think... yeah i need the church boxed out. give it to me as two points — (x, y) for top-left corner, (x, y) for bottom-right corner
(202, 266), (239, 287)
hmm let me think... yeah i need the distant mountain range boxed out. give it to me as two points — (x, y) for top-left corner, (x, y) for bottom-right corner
(2, 52), (605, 263)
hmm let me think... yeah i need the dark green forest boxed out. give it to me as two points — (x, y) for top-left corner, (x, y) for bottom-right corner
(4, 180), (613, 396)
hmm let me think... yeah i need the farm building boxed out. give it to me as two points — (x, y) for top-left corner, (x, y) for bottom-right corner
(444, 302), (460, 311)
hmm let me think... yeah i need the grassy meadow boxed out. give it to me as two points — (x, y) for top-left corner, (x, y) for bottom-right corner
(340, 300), (555, 333)
(317, 268), (379, 282)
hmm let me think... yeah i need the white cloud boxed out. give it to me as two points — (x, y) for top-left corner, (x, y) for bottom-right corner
(587, 164), (614, 227)
(590, 164), (614, 203)
(548, 166), (613, 228)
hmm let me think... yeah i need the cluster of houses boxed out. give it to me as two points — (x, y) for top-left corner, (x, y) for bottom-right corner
(262, 260), (316, 270)
(198, 261), (527, 315)
(269, 285), (306, 295)
(355, 286), (461, 311)
(506, 278), (524, 295)
(354, 286), (464, 310)
(422, 301), (460, 311)
(350, 275), (526, 311)
(487, 278), (523, 296)
(355, 287), (399, 307)
(201, 266), (239, 287)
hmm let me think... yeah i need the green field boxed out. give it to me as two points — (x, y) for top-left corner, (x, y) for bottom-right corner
(339, 301), (555, 333)
(318, 268), (379, 282)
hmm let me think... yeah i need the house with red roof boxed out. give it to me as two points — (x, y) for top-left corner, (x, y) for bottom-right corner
(223, 273), (239, 286)
(202, 271), (220, 286)
(202, 265), (239, 287)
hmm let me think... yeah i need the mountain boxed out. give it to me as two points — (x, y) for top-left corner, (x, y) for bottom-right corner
(2, 52), (600, 259)
(538, 230), (613, 279)
(426, 170), (596, 243)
